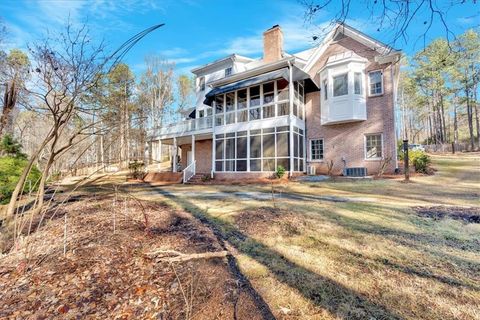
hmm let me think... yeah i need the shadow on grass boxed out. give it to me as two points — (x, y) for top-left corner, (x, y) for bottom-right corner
(156, 188), (404, 320)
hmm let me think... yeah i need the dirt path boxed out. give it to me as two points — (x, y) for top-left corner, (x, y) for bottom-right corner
(0, 194), (274, 319)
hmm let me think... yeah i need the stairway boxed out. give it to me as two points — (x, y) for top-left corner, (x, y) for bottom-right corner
(184, 173), (208, 184)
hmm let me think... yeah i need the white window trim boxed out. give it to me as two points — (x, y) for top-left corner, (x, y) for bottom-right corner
(364, 133), (384, 161)
(368, 70), (384, 97)
(309, 138), (324, 162)
(199, 76), (205, 92)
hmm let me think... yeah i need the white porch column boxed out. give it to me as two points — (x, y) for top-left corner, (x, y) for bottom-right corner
(191, 134), (195, 171)
(172, 137), (177, 172)
(288, 63), (294, 176)
(157, 140), (162, 170)
(211, 100), (216, 178)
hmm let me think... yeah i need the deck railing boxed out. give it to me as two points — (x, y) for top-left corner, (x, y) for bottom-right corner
(182, 160), (196, 183)
(150, 116), (213, 137)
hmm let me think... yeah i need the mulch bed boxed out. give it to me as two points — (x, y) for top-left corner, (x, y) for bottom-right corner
(0, 196), (267, 319)
(413, 206), (480, 223)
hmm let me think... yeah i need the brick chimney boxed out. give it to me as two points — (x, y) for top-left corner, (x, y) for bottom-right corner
(263, 25), (283, 63)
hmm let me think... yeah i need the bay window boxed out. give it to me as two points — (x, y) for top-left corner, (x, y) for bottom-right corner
(354, 72), (362, 95)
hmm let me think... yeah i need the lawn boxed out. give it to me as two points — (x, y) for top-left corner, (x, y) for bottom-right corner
(129, 153), (480, 319)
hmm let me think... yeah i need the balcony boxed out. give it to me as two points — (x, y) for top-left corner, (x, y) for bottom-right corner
(149, 116), (213, 139)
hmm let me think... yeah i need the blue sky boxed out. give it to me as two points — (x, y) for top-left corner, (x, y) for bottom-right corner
(1, 0), (478, 76)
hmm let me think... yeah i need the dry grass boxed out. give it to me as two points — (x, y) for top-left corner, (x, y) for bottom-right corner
(128, 153), (480, 319)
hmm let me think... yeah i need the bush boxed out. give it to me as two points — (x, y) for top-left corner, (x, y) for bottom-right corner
(412, 151), (431, 173)
(128, 160), (145, 179)
(0, 157), (41, 204)
(276, 165), (286, 178)
(398, 149), (431, 173)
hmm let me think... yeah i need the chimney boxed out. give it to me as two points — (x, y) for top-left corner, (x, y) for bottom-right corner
(263, 25), (283, 63)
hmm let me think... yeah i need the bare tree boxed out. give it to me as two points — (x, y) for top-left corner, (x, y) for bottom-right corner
(302, 0), (474, 48)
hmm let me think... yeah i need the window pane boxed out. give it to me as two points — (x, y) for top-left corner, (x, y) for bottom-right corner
(249, 107), (260, 120)
(238, 89), (247, 109)
(215, 139), (224, 160)
(225, 160), (235, 171)
(369, 71), (382, 95)
(293, 133), (299, 157)
(215, 115), (224, 126)
(276, 158), (289, 171)
(236, 160), (247, 171)
(276, 132), (289, 157)
(250, 159), (261, 171)
(226, 92), (235, 112)
(311, 139), (324, 160)
(333, 73), (348, 96)
(299, 135), (304, 157)
(277, 79), (289, 100)
(215, 160), (223, 171)
(250, 135), (261, 158)
(250, 86), (260, 107)
(263, 82), (274, 104)
(263, 159), (275, 171)
(225, 112), (235, 124)
(237, 137), (247, 158)
(354, 72), (362, 94)
(215, 95), (224, 113)
(225, 138), (235, 159)
(323, 79), (328, 100)
(278, 102), (288, 116)
(263, 104), (275, 118)
(293, 102), (298, 117)
(237, 110), (248, 123)
(262, 134), (275, 158)
(366, 134), (382, 158)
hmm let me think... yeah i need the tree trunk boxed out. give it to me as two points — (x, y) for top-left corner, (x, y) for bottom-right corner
(466, 87), (475, 151)
(474, 87), (479, 150)
(0, 80), (18, 137)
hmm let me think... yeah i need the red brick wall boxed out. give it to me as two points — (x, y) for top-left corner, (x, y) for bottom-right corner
(305, 36), (397, 175)
(180, 139), (212, 174)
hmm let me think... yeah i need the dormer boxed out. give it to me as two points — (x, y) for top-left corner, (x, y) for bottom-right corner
(319, 51), (367, 125)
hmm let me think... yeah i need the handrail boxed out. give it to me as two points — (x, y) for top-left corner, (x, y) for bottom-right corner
(149, 116), (213, 137)
(182, 160), (196, 183)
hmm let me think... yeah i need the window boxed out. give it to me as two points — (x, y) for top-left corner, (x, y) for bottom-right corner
(310, 139), (324, 161)
(225, 92), (235, 124)
(277, 79), (289, 116)
(369, 70), (383, 95)
(199, 77), (205, 91)
(249, 85), (261, 120)
(198, 110), (204, 118)
(323, 79), (328, 100)
(225, 67), (232, 77)
(333, 73), (348, 97)
(365, 134), (383, 159)
(354, 72), (362, 95)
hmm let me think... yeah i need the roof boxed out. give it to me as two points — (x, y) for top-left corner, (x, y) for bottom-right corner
(191, 54), (254, 74)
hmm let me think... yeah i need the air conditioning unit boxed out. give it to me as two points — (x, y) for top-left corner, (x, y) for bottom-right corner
(307, 165), (316, 175)
(343, 167), (367, 177)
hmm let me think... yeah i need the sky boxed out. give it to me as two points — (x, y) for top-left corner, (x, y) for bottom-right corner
(0, 0), (478, 77)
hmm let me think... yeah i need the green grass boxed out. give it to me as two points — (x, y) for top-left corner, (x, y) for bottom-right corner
(125, 153), (480, 319)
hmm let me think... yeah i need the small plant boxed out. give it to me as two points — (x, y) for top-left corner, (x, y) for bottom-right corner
(201, 174), (211, 182)
(326, 159), (334, 176)
(412, 152), (431, 173)
(275, 165), (286, 178)
(377, 155), (393, 177)
(128, 160), (145, 179)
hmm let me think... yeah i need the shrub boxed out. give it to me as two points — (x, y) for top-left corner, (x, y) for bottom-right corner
(276, 165), (286, 178)
(412, 152), (431, 173)
(0, 157), (41, 204)
(0, 134), (26, 159)
(128, 160), (145, 179)
(398, 149), (431, 173)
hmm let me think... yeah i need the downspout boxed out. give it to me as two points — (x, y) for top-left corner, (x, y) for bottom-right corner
(391, 56), (401, 171)
(287, 60), (294, 176)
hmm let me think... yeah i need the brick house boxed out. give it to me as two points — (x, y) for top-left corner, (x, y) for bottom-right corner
(148, 23), (401, 182)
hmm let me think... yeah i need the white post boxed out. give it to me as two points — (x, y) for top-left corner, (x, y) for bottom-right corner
(157, 140), (162, 171)
(288, 63), (294, 176)
(173, 137), (177, 172)
(211, 100), (216, 178)
(191, 134), (196, 175)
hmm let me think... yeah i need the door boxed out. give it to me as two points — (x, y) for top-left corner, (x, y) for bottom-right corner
(187, 151), (193, 166)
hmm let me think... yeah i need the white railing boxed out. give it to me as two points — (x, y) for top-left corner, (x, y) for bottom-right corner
(150, 116), (213, 137)
(183, 160), (196, 183)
